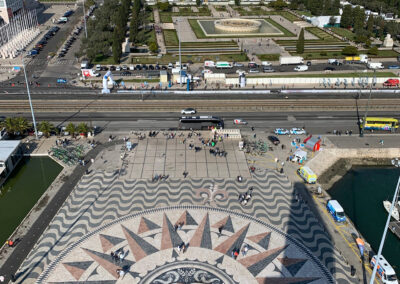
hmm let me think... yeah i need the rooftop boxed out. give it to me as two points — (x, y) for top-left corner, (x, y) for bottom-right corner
(0, 140), (21, 162)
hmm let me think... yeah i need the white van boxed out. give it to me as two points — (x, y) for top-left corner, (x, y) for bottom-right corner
(261, 61), (272, 66)
(370, 255), (398, 284)
(204, 60), (215, 68)
(294, 65), (308, 72)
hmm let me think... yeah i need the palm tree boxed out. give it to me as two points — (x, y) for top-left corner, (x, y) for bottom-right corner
(38, 121), (55, 138)
(77, 123), (90, 136)
(0, 117), (16, 136)
(65, 123), (76, 137)
(14, 117), (31, 135)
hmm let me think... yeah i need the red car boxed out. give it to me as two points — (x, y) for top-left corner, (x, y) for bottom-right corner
(383, 79), (399, 87)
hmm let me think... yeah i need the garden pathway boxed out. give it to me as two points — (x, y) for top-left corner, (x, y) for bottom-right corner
(153, 8), (166, 54)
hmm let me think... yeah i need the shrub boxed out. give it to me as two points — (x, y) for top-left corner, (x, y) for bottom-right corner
(367, 46), (379, 55)
(341, 46), (358, 56)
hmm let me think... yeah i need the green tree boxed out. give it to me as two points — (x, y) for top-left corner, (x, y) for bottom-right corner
(353, 6), (366, 35)
(14, 117), (30, 135)
(328, 16), (337, 27)
(196, 0), (201, 6)
(268, 0), (287, 10)
(38, 121), (55, 138)
(0, 117), (16, 135)
(235, 0), (240, 6)
(332, 0), (340, 14)
(84, 0), (95, 9)
(296, 28), (304, 54)
(65, 123), (76, 137)
(112, 30), (122, 64)
(366, 15), (374, 36)
(148, 42), (158, 53)
(340, 5), (353, 28)
(341, 46), (358, 56)
(157, 2), (171, 12)
(367, 46), (378, 55)
(77, 123), (90, 135)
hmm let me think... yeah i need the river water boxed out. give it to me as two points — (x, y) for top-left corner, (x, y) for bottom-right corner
(329, 166), (400, 276)
(0, 157), (62, 245)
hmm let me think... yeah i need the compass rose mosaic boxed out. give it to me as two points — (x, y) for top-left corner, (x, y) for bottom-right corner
(40, 207), (332, 283)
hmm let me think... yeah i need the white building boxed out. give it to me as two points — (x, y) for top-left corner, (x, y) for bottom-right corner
(0, 0), (24, 24)
(309, 16), (341, 28)
(0, 140), (22, 181)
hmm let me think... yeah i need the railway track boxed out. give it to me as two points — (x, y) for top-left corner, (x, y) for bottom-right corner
(1, 99), (400, 112)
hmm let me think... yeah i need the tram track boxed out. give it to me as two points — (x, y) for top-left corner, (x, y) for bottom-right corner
(1, 98), (400, 112)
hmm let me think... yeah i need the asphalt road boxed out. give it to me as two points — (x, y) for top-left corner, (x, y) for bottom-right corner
(17, 111), (398, 135)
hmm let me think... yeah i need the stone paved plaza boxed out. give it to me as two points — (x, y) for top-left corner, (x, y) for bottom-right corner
(13, 134), (353, 283)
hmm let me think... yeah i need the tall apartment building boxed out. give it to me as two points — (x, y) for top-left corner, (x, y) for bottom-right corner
(0, 0), (24, 24)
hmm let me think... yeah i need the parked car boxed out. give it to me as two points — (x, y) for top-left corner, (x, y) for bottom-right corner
(233, 118), (247, 125)
(233, 62), (244, 67)
(290, 128), (306, 135)
(135, 64), (142, 70)
(236, 69), (247, 74)
(324, 66), (335, 71)
(168, 62), (174, 69)
(122, 65), (128, 70)
(306, 61), (312, 66)
(388, 65), (400, 69)
(149, 65), (155, 70)
(274, 128), (289, 135)
(116, 66), (121, 71)
(181, 108), (196, 115)
(263, 67), (275, 73)
(95, 64), (102, 71)
(268, 135), (280, 145)
(249, 69), (259, 73)
(129, 65), (135, 70)
(57, 78), (67, 84)
(161, 65), (168, 70)
(248, 62), (258, 68)
(109, 66), (116, 71)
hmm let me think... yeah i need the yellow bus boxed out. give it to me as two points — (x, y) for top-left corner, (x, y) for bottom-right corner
(363, 117), (399, 131)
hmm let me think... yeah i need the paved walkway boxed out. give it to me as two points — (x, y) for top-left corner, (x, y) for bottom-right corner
(153, 8), (166, 54)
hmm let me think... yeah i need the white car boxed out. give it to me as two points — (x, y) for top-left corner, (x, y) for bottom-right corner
(290, 128), (306, 135)
(261, 61), (272, 66)
(274, 128), (289, 135)
(181, 108), (196, 115)
(236, 69), (247, 74)
(234, 118), (247, 125)
(116, 66), (121, 71)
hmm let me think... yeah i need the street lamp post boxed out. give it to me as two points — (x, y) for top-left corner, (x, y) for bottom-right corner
(22, 57), (38, 140)
(369, 171), (400, 284)
(176, 19), (182, 87)
(82, 0), (88, 38)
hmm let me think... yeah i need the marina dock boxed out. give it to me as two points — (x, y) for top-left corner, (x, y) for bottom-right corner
(389, 220), (400, 239)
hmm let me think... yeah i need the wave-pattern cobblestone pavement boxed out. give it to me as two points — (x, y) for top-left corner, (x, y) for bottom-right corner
(15, 170), (352, 283)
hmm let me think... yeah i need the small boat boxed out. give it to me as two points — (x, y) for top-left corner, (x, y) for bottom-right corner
(356, 238), (365, 257)
(383, 200), (399, 221)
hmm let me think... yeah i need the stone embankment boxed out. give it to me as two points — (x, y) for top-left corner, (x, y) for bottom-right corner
(307, 147), (400, 189)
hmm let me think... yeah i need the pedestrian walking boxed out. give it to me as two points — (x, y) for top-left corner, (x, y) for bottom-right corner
(242, 244), (249, 256)
(91, 158), (94, 164)
(0, 275), (4, 282)
(218, 225), (224, 234)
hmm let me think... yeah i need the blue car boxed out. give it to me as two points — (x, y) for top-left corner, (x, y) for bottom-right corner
(388, 65), (400, 69)
(57, 78), (67, 84)
(274, 128), (289, 135)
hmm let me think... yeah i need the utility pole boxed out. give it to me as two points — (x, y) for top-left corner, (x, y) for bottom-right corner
(22, 57), (38, 140)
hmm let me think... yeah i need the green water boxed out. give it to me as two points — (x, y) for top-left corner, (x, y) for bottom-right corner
(329, 166), (400, 276)
(0, 157), (62, 245)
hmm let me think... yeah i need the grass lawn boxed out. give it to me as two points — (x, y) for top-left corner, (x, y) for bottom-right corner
(330, 27), (356, 41)
(292, 49), (399, 59)
(136, 28), (157, 46)
(251, 72), (397, 78)
(163, 30), (179, 46)
(130, 53), (248, 64)
(306, 27), (342, 42)
(295, 10), (312, 17)
(276, 39), (346, 45)
(230, 8), (300, 21)
(160, 13), (173, 23)
(257, 54), (280, 61)
(188, 18), (294, 38)
(92, 55), (116, 65)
